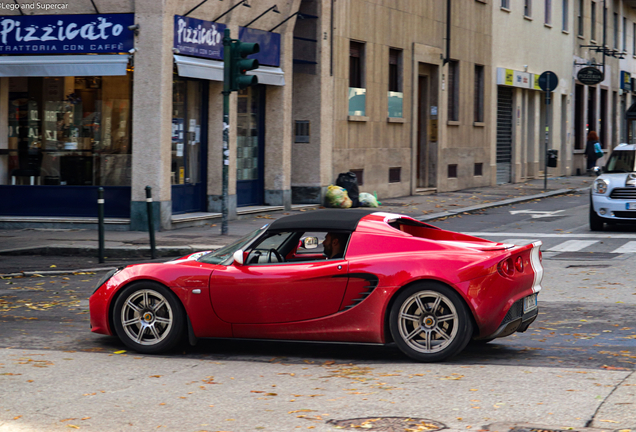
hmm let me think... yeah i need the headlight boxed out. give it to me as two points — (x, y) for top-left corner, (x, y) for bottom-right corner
(593, 178), (609, 194)
(92, 268), (121, 295)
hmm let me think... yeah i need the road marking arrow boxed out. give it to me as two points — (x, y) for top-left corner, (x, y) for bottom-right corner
(509, 209), (565, 218)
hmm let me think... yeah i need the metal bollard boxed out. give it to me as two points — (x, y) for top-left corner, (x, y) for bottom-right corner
(145, 186), (156, 259)
(98, 187), (105, 263)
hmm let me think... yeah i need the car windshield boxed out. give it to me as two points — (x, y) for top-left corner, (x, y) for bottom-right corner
(198, 226), (267, 265)
(605, 150), (636, 173)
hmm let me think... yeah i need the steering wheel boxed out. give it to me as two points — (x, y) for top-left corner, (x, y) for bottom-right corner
(266, 249), (283, 263)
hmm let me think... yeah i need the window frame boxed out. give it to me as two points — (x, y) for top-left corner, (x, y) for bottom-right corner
(447, 60), (460, 122)
(349, 41), (365, 89)
(474, 64), (485, 123)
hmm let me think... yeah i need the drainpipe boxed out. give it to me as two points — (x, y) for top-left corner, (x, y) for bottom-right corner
(443, 0), (451, 65)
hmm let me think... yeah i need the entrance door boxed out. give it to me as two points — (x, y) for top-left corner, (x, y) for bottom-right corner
(171, 78), (207, 214)
(496, 86), (513, 184)
(209, 261), (349, 324)
(416, 64), (438, 189)
(237, 85), (265, 206)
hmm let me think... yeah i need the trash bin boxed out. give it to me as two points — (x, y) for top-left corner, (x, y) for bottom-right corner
(547, 149), (558, 168)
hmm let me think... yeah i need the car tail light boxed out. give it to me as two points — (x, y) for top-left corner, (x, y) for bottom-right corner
(515, 256), (524, 272)
(538, 250), (542, 262)
(498, 257), (515, 277)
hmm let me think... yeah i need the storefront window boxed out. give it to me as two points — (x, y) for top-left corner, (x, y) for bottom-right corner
(7, 74), (132, 186)
(171, 76), (202, 186)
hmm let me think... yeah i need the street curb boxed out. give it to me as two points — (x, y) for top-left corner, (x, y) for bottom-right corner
(416, 187), (588, 222)
(484, 421), (634, 432)
(0, 244), (214, 258)
(1, 267), (117, 278)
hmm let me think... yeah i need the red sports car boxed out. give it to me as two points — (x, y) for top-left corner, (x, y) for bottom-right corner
(89, 210), (543, 362)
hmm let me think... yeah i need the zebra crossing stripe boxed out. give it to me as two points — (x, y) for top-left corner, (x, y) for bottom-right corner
(547, 240), (599, 252)
(611, 241), (636, 254)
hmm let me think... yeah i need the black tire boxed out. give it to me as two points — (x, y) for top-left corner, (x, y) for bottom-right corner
(589, 196), (604, 231)
(112, 281), (186, 354)
(389, 282), (473, 362)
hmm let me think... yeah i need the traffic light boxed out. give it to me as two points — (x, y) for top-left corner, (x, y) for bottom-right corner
(230, 40), (260, 91)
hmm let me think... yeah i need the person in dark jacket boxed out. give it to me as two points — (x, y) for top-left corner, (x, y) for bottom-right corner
(584, 130), (602, 171)
(323, 232), (348, 259)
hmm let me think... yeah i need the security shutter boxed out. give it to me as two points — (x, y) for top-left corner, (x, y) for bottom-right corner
(496, 86), (513, 184)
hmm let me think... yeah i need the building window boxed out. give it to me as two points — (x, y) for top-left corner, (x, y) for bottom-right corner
(388, 48), (403, 118)
(448, 164), (458, 178)
(545, 0), (551, 24)
(614, 12), (619, 49)
(7, 75), (132, 187)
(623, 17), (627, 51)
(389, 167), (401, 183)
(562, 0), (569, 31)
(577, 0), (584, 36)
(447, 60), (459, 122)
(349, 41), (364, 89)
(474, 163), (483, 176)
(474, 65), (485, 123)
(350, 169), (364, 186)
(388, 48), (401, 92)
(524, 0), (532, 17)
(501, 0), (510, 8)
(633, 22), (635, 54)
(590, 1), (596, 40)
(294, 120), (310, 143)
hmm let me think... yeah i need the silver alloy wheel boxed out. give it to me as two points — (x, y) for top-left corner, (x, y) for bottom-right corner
(120, 289), (174, 346)
(397, 290), (459, 354)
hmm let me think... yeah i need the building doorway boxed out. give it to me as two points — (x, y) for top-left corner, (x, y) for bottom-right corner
(496, 86), (513, 184)
(236, 85), (265, 206)
(171, 77), (208, 214)
(416, 63), (438, 189)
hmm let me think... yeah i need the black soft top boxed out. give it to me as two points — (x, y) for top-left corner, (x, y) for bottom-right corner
(268, 209), (377, 232)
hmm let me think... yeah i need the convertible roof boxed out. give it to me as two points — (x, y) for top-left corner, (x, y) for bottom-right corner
(268, 209), (377, 232)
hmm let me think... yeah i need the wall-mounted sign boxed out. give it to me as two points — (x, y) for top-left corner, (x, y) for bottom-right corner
(238, 27), (280, 67)
(0, 14), (134, 54)
(621, 71), (632, 91)
(577, 67), (604, 86)
(173, 15), (225, 60)
(496, 67), (533, 89)
(173, 15), (281, 67)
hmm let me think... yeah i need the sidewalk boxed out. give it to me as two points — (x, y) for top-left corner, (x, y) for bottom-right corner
(0, 175), (591, 275)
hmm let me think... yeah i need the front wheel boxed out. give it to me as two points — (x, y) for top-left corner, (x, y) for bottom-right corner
(112, 282), (185, 354)
(389, 282), (473, 362)
(589, 197), (604, 231)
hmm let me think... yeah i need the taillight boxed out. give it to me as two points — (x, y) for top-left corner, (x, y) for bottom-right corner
(539, 250), (542, 262)
(498, 257), (515, 277)
(515, 256), (524, 272)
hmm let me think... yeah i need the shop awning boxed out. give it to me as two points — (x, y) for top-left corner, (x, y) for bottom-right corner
(174, 55), (223, 81)
(0, 55), (130, 77)
(174, 54), (285, 86)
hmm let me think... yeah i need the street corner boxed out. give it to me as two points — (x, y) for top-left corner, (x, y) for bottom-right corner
(484, 422), (635, 432)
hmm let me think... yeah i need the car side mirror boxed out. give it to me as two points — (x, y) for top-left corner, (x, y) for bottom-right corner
(593, 166), (602, 176)
(301, 236), (319, 249)
(233, 249), (244, 265)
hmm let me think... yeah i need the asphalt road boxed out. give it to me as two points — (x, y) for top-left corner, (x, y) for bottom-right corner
(1, 190), (635, 432)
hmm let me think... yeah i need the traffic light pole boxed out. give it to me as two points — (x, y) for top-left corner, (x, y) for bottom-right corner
(221, 29), (231, 235)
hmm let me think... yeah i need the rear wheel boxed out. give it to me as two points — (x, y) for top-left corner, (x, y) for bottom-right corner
(589, 197), (604, 231)
(112, 282), (185, 354)
(389, 282), (473, 362)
